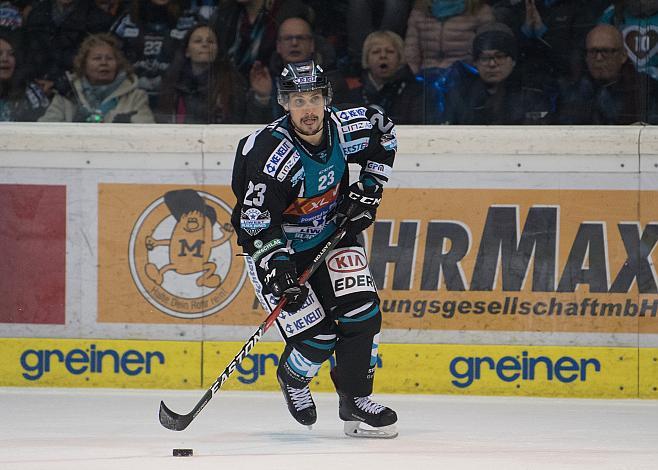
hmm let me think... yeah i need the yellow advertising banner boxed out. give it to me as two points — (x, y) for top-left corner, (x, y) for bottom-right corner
(202, 341), (641, 399)
(97, 184), (658, 334)
(98, 184), (262, 326)
(2, 337), (652, 398)
(0, 338), (200, 389)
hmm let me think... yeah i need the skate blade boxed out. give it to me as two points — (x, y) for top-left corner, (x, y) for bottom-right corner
(343, 421), (398, 439)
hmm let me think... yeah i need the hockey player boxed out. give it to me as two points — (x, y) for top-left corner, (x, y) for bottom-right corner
(231, 60), (398, 438)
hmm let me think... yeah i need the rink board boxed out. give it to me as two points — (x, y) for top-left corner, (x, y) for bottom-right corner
(2, 337), (656, 398)
(3, 124), (658, 401)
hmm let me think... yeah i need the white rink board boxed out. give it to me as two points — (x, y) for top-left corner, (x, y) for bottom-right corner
(1, 124), (658, 346)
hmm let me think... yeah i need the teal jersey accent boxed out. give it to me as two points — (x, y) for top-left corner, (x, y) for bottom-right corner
(299, 125), (345, 198)
(281, 124), (347, 252)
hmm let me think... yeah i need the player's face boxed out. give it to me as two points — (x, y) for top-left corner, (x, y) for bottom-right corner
(288, 90), (325, 137)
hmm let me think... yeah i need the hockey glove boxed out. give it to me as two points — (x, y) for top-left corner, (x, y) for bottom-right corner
(336, 181), (383, 235)
(263, 258), (309, 312)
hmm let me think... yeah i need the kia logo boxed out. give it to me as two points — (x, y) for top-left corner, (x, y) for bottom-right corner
(327, 249), (366, 273)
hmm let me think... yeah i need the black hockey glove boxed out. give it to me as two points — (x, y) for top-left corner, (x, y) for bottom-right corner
(336, 181), (383, 235)
(263, 258), (309, 312)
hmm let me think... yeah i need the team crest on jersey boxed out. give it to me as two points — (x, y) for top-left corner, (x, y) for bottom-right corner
(240, 208), (271, 236)
(129, 189), (246, 319)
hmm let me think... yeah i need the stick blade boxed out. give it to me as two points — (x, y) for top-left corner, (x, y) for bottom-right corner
(159, 400), (192, 431)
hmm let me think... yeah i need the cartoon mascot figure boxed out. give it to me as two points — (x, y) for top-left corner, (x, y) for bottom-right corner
(144, 189), (234, 288)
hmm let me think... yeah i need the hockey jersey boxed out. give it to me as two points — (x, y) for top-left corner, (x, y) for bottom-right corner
(231, 104), (397, 269)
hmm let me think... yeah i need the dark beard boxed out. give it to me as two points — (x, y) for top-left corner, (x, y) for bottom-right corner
(291, 116), (323, 137)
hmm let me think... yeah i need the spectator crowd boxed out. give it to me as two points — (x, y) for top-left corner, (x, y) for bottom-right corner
(0, 0), (656, 125)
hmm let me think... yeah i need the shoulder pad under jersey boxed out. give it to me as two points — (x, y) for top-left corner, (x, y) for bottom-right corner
(240, 123), (302, 183)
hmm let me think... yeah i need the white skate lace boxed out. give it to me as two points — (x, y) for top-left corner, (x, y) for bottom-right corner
(287, 385), (314, 411)
(354, 396), (386, 415)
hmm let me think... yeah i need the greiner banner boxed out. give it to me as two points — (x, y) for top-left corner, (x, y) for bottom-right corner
(202, 341), (646, 399)
(97, 184), (658, 333)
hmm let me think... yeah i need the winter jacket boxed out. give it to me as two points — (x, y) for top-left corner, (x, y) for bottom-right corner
(156, 64), (271, 124)
(0, 81), (49, 121)
(404, 5), (495, 73)
(599, 4), (658, 81)
(493, 0), (609, 82)
(347, 65), (425, 124)
(39, 74), (155, 123)
(444, 66), (553, 124)
(557, 63), (658, 124)
(211, 0), (313, 78)
(25, 0), (113, 85)
(111, 5), (195, 109)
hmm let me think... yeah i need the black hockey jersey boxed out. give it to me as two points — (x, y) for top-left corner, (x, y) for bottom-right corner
(231, 104), (397, 269)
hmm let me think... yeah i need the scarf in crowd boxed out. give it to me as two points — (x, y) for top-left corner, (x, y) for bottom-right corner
(81, 71), (126, 111)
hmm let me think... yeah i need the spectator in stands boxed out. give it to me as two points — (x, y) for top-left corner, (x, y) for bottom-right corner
(269, 16), (348, 103)
(345, 0), (412, 75)
(404, 0), (494, 123)
(599, 0), (658, 82)
(557, 24), (657, 124)
(156, 23), (271, 123)
(404, 0), (494, 73)
(492, 0), (610, 84)
(39, 33), (155, 122)
(0, 31), (49, 121)
(211, 0), (313, 78)
(25, 0), (114, 98)
(444, 22), (552, 124)
(111, 0), (198, 109)
(94, 0), (126, 20)
(347, 30), (424, 124)
(0, 0), (28, 30)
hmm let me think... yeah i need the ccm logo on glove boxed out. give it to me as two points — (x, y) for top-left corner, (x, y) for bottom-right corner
(347, 190), (381, 206)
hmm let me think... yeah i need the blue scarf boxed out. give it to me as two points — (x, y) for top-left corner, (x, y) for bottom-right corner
(431, 0), (466, 21)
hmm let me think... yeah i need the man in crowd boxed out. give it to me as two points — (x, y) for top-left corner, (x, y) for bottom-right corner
(558, 23), (657, 124)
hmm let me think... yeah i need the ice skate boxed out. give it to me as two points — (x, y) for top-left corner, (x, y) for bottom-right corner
(277, 369), (317, 428)
(331, 369), (398, 438)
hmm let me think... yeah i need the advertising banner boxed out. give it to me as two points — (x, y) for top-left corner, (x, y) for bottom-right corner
(96, 184), (658, 337)
(0, 184), (66, 324)
(97, 183), (260, 325)
(202, 341), (642, 398)
(372, 188), (658, 334)
(0, 338), (200, 388)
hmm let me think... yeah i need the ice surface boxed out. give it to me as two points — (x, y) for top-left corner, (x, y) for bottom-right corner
(2, 387), (658, 470)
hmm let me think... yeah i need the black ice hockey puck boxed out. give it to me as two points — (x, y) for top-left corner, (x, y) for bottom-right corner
(173, 448), (193, 457)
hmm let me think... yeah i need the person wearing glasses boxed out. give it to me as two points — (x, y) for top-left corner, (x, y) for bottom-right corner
(557, 24), (657, 124)
(249, 15), (349, 119)
(443, 22), (552, 124)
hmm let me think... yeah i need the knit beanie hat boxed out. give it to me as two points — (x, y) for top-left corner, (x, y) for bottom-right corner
(472, 22), (518, 61)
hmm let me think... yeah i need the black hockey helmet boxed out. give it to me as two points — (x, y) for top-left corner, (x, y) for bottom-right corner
(276, 60), (333, 108)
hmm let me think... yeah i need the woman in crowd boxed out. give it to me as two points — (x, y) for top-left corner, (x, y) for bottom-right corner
(156, 23), (271, 123)
(404, 0), (494, 123)
(0, 31), (49, 121)
(347, 30), (424, 124)
(39, 33), (155, 123)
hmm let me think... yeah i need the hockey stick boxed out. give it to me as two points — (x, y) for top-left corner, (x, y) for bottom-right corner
(158, 223), (349, 431)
